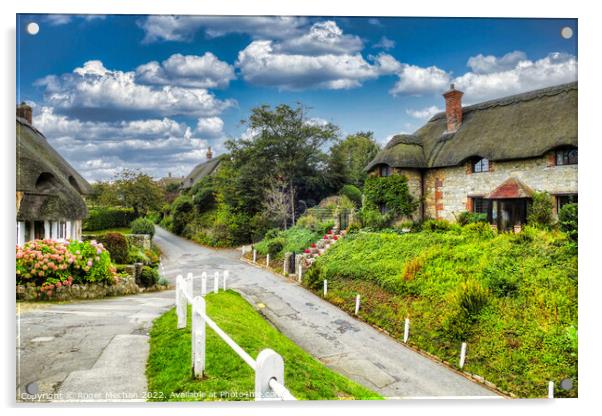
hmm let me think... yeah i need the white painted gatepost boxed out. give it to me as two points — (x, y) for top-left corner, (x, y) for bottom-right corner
(176, 273), (296, 401)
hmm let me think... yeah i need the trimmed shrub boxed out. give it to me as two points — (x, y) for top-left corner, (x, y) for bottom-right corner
(130, 218), (155, 237)
(363, 175), (418, 219)
(456, 211), (487, 226)
(266, 237), (285, 257)
(138, 266), (159, 287)
(559, 202), (577, 241)
(98, 232), (130, 264)
(527, 191), (554, 228)
(340, 184), (362, 206)
(84, 207), (136, 231)
(461, 221), (495, 239)
(422, 219), (453, 232)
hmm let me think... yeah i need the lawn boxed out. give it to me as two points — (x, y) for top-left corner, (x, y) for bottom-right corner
(146, 290), (380, 401)
(83, 227), (132, 235)
(303, 225), (578, 398)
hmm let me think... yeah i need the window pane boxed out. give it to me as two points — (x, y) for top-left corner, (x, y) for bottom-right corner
(481, 158), (489, 172)
(568, 149), (578, 164)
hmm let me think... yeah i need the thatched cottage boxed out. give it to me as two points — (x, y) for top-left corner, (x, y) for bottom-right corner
(365, 82), (577, 230)
(182, 147), (224, 189)
(16, 103), (92, 245)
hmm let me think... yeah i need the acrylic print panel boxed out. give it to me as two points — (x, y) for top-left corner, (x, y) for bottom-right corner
(16, 14), (578, 402)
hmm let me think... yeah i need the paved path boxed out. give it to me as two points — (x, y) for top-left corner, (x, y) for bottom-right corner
(17, 291), (174, 402)
(154, 227), (499, 399)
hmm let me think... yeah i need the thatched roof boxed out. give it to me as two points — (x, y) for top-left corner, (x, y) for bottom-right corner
(182, 155), (224, 189)
(366, 82), (577, 171)
(17, 117), (91, 221)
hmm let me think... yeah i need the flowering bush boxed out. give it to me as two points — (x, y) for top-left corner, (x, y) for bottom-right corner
(304, 249), (311, 254)
(16, 239), (116, 291)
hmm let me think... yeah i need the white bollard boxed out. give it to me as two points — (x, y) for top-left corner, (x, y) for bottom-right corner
(548, 381), (554, 399)
(354, 294), (360, 315)
(266, 253), (270, 268)
(323, 280), (328, 297)
(176, 275), (187, 329)
(201, 272), (207, 296)
(404, 318), (410, 343)
(253, 249), (257, 263)
(223, 270), (229, 290)
(186, 272), (194, 298)
(214, 272), (219, 294)
(459, 342), (467, 369)
(298, 264), (303, 283)
(255, 349), (285, 401)
(192, 296), (206, 378)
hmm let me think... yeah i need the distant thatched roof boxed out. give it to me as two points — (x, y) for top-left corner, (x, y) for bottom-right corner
(366, 82), (577, 171)
(182, 155), (225, 189)
(17, 117), (91, 221)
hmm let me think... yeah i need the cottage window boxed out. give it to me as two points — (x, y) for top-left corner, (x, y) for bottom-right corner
(555, 148), (578, 166)
(557, 194), (578, 212)
(379, 165), (392, 177)
(472, 197), (490, 214)
(57, 221), (67, 240)
(471, 158), (489, 173)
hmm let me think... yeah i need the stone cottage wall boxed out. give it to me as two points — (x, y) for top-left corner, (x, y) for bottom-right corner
(423, 153), (578, 221)
(394, 168), (423, 221)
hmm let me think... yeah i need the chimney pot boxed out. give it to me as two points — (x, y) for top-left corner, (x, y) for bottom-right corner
(17, 102), (33, 125)
(206, 146), (213, 160)
(443, 86), (464, 132)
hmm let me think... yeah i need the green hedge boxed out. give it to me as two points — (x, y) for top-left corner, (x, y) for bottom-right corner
(84, 207), (136, 231)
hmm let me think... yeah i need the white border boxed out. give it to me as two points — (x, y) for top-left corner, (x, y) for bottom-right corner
(2, 1), (600, 416)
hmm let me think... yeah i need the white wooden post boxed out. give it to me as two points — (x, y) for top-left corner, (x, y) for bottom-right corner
(214, 272), (219, 294)
(298, 263), (302, 282)
(253, 249), (257, 263)
(323, 280), (328, 297)
(44, 220), (50, 239)
(266, 254), (270, 268)
(255, 349), (284, 401)
(548, 381), (554, 399)
(176, 275), (187, 329)
(66, 220), (72, 240)
(17, 222), (26, 246)
(186, 272), (194, 298)
(459, 342), (467, 369)
(223, 270), (229, 290)
(354, 294), (360, 315)
(192, 296), (206, 378)
(201, 272), (207, 296)
(404, 318), (410, 343)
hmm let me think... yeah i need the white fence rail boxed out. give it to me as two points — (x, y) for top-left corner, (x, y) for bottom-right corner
(176, 273), (296, 401)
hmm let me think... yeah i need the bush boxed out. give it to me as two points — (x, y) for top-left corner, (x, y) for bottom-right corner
(461, 222), (495, 239)
(84, 207), (136, 231)
(422, 219), (453, 232)
(16, 239), (115, 289)
(130, 218), (155, 237)
(147, 211), (161, 224)
(359, 209), (392, 229)
(363, 175), (418, 219)
(559, 203), (578, 241)
(296, 214), (335, 234)
(138, 265), (159, 287)
(171, 195), (194, 236)
(456, 211), (487, 226)
(443, 280), (490, 339)
(98, 232), (130, 264)
(528, 191), (554, 228)
(340, 184), (362, 206)
(266, 238), (286, 257)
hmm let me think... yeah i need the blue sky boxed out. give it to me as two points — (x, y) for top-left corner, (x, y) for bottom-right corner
(16, 15), (577, 181)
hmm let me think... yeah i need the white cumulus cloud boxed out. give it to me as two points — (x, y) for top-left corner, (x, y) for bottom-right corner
(389, 64), (451, 96)
(406, 106), (442, 119)
(135, 52), (235, 88)
(196, 117), (225, 138)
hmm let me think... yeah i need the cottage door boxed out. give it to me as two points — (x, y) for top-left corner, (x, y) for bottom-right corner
(33, 221), (45, 240)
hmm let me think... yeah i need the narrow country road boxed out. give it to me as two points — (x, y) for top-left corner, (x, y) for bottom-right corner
(154, 226), (499, 399)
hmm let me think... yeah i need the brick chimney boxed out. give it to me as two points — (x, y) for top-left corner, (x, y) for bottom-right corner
(443, 84), (464, 132)
(206, 146), (213, 160)
(17, 102), (33, 125)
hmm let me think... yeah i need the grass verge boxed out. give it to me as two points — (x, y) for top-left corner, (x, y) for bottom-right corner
(146, 290), (380, 401)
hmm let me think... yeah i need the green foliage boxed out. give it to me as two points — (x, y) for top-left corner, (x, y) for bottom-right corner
(340, 184), (362, 206)
(363, 175), (418, 223)
(146, 291), (380, 401)
(359, 209), (393, 229)
(528, 191), (554, 227)
(138, 265), (159, 287)
(97, 232), (130, 264)
(255, 225), (321, 258)
(422, 219), (455, 232)
(130, 218), (155, 237)
(559, 203), (578, 241)
(171, 195), (194, 236)
(456, 211), (488, 226)
(266, 238), (285, 257)
(147, 211), (162, 224)
(113, 169), (165, 217)
(296, 214), (335, 234)
(328, 132), (380, 187)
(16, 239), (115, 290)
(304, 228), (577, 397)
(84, 207), (136, 231)
(191, 176), (217, 212)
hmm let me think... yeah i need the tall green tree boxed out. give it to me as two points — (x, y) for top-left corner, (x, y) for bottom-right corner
(226, 104), (339, 226)
(329, 132), (380, 187)
(113, 169), (165, 217)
